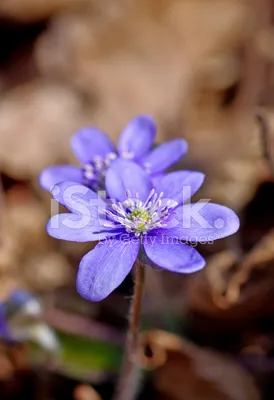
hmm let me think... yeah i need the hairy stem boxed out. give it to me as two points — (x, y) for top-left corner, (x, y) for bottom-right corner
(114, 259), (145, 400)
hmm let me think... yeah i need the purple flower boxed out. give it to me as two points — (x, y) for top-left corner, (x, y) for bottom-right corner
(0, 304), (10, 340)
(0, 290), (59, 350)
(47, 160), (239, 302)
(5, 290), (42, 319)
(0, 290), (36, 341)
(39, 115), (188, 192)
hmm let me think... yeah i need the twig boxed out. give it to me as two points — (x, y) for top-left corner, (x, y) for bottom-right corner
(256, 112), (274, 177)
(232, 0), (271, 113)
(0, 174), (6, 245)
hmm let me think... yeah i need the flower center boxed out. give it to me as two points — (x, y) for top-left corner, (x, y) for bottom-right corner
(83, 152), (117, 191)
(106, 189), (178, 236)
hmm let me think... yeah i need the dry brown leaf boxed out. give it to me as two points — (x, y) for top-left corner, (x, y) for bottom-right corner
(10, 344), (29, 371)
(7, 197), (48, 254)
(187, 230), (274, 323)
(259, 108), (274, 172)
(0, 0), (91, 22)
(255, 27), (274, 61)
(73, 385), (102, 400)
(139, 330), (260, 400)
(34, 0), (267, 210)
(0, 352), (14, 381)
(23, 252), (72, 291)
(0, 183), (74, 296)
(0, 81), (85, 179)
(0, 277), (21, 301)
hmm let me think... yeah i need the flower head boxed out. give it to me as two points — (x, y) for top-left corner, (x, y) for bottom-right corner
(106, 189), (178, 236)
(0, 290), (59, 351)
(39, 115), (188, 192)
(47, 159), (239, 302)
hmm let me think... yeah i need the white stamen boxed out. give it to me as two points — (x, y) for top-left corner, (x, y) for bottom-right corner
(82, 152), (117, 190)
(104, 189), (178, 237)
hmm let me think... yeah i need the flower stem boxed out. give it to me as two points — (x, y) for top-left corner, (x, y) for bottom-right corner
(114, 259), (145, 400)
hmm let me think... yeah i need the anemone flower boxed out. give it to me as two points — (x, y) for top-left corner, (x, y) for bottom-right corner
(47, 160), (239, 302)
(39, 116), (187, 192)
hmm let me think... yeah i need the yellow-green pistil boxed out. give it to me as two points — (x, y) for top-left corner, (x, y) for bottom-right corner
(129, 209), (151, 231)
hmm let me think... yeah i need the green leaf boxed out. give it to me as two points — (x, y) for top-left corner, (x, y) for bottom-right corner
(30, 330), (122, 382)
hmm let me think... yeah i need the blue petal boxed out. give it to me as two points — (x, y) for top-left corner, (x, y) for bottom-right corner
(71, 127), (116, 164)
(156, 171), (205, 205)
(8, 290), (33, 306)
(141, 139), (188, 174)
(51, 181), (107, 218)
(158, 203), (240, 242)
(143, 234), (205, 273)
(47, 213), (122, 242)
(39, 165), (83, 191)
(151, 173), (165, 187)
(76, 238), (140, 301)
(105, 159), (152, 201)
(118, 116), (156, 160)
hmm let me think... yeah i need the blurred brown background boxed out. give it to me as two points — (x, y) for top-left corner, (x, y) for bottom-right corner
(1, 0), (274, 399)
